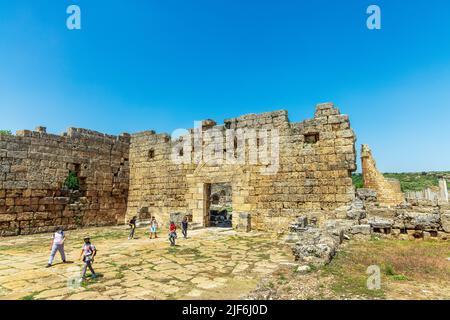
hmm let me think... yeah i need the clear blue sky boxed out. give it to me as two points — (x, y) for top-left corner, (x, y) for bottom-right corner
(1, 0), (449, 172)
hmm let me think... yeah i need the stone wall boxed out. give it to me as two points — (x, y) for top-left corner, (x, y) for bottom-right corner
(0, 127), (130, 236)
(126, 103), (357, 231)
(361, 144), (404, 206)
(126, 130), (190, 224)
(0, 102), (358, 235)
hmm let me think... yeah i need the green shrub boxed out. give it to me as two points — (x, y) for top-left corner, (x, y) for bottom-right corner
(391, 274), (408, 281)
(64, 171), (80, 190)
(384, 172), (440, 192)
(352, 174), (364, 189)
(352, 172), (450, 192)
(384, 263), (396, 276)
(0, 130), (12, 136)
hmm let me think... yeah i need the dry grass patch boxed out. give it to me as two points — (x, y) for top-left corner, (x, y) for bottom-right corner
(249, 237), (450, 300)
(342, 238), (450, 281)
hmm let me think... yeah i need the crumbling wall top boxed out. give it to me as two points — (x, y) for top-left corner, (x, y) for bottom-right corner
(9, 127), (131, 144)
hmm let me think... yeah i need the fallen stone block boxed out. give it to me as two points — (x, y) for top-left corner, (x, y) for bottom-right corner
(356, 188), (377, 202)
(368, 217), (394, 229)
(441, 211), (450, 233)
(291, 227), (340, 267)
(296, 265), (311, 274)
(351, 224), (371, 235)
(402, 212), (440, 230)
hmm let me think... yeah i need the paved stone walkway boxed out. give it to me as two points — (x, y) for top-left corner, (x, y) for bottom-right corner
(0, 226), (292, 300)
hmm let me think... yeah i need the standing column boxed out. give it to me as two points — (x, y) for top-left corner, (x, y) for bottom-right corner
(439, 178), (449, 202)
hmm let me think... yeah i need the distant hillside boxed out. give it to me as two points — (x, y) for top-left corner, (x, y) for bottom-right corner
(352, 172), (450, 192)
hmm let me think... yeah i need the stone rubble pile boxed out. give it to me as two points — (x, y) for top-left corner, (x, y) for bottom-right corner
(285, 186), (450, 266)
(347, 189), (450, 238)
(286, 216), (346, 267)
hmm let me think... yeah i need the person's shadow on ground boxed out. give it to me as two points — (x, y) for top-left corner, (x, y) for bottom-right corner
(54, 261), (75, 266)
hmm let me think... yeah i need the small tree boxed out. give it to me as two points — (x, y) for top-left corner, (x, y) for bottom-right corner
(0, 130), (12, 136)
(64, 171), (80, 190)
(352, 173), (364, 189)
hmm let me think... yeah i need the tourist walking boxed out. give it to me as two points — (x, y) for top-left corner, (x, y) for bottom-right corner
(181, 216), (189, 239)
(149, 216), (158, 239)
(128, 216), (137, 240)
(168, 221), (177, 246)
(79, 236), (97, 281)
(46, 226), (66, 267)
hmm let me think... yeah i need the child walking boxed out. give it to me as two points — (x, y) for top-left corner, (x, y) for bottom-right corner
(79, 236), (97, 281)
(128, 216), (137, 240)
(149, 217), (158, 239)
(181, 216), (189, 239)
(168, 221), (177, 246)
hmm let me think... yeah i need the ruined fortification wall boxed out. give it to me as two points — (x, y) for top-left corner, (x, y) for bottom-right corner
(0, 103), (357, 235)
(127, 103), (357, 231)
(361, 144), (405, 206)
(0, 127), (130, 236)
(127, 131), (191, 223)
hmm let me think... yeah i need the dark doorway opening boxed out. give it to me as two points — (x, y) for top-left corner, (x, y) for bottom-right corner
(208, 183), (232, 228)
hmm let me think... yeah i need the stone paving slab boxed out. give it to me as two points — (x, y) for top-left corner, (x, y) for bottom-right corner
(0, 226), (292, 300)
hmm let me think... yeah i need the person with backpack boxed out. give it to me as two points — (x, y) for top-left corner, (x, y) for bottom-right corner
(79, 235), (97, 281)
(128, 216), (137, 240)
(181, 216), (189, 239)
(46, 226), (67, 268)
(168, 221), (177, 246)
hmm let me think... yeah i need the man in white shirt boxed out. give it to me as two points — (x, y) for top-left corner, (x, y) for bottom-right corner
(46, 226), (67, 268)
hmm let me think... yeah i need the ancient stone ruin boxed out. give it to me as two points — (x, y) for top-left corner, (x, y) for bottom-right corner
(0, 127), (129, 236)
(1, 102), (449, 255)
(126, 103), (356, 231)
(287, 145), (450, 267)
(361, 144), (404, 206)
(405, 178), (449, 202)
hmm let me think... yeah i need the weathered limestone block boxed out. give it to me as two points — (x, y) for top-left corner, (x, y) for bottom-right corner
(291, 228), (340, 266)
(368, 217), (394, 229)
(236, 212), (251, 232)
(54, 197), (70, 205)
(441, 211), (450, 232)
(402, 212), (441, 231)
(0, 214), (16, 222)
(351, 224), (371, 235)
(0, 164), (11, 173)
(366, 206), (397, 220)
(324, 219), (355, 237)
(356, 188), (377, 202)
(346, 198), (366, 220)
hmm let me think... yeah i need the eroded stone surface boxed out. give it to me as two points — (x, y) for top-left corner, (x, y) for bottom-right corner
(0, 226), (292, 300)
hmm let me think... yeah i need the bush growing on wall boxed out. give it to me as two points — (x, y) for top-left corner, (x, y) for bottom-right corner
(64, 171), (80, 190)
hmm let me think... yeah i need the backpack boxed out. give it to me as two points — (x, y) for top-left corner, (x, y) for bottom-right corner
(83, 244), (95, 257)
